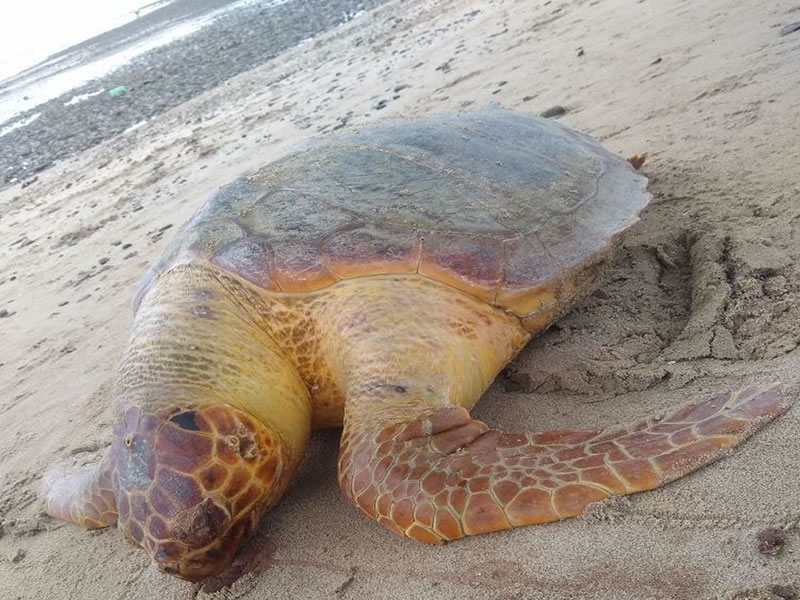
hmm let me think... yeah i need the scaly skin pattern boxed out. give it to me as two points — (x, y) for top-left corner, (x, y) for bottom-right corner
(45, 402), (290, 580)
(114, 404), (290, 580)
(308, 273), (787, 542)
(43, 263), (789, 580)
(337, 385), (785, 542)
(43, 450), (117, 530)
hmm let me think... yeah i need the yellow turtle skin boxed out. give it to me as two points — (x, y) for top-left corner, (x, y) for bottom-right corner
(42, 110), (788, 581)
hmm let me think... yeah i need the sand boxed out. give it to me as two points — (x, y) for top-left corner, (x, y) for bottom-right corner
(1, 0), (799, 598)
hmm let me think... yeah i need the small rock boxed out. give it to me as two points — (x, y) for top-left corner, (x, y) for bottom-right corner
(576, 47), (585, 57)
(0, 309), (11, 318)
(121, 243), (133, 250)
(98, 257), (110, 265)
(756, 528), (785, 556)
(650, 57), (663, 65)
(123, 252), (138, 260)
(540, 105), (567, 118)
(9, 548), (25, 563)
(57, 300), (69, 307)
(779, 21), (800, 36)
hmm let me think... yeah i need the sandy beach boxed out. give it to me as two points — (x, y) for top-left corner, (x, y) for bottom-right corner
(0, 0), (799, 598)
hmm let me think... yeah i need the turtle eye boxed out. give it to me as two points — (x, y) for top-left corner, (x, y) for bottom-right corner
(169, 410), (202, 431)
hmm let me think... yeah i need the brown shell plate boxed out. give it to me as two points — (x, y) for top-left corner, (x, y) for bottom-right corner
(135, 109), (650, 317)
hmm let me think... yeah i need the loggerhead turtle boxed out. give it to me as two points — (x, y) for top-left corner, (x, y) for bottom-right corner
(43, 109), (786, 581)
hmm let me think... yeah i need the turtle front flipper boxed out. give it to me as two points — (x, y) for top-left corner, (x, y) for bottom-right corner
(338, 382), (786, 542)
(322, 277), (788, 543)
(43, 449), (118, 529)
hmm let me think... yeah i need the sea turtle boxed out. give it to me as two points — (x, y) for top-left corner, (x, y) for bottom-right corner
(43, 109), (786, 581)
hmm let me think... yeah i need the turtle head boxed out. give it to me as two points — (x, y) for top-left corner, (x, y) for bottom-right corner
(112, 403), (288, 581)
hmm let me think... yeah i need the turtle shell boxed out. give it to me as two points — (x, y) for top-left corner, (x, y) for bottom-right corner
(136, 109), (649, 329)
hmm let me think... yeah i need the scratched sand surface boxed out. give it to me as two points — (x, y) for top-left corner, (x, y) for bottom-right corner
(1, 0), (799, 598)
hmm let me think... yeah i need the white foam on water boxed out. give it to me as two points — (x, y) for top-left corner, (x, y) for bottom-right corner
(0, 1), (174, 83)
(123, 119), (149, 134)
(0, 112), (42, 138)
(64, 88), (106, 106)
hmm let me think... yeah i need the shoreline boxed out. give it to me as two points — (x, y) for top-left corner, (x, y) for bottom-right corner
(0, 0), (246, 119)
(0, 0), (387, 188)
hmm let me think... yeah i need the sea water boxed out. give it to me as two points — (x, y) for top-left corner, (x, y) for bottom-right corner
(0, 0), (277, 126)
(0, 0), (174, 83)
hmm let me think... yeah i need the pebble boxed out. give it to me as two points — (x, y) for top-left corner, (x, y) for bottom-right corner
(9, 548), (25, 563)
(779, 22), (800, 36)
(540, 105), (568, 118)
(756, 527), (785, 556)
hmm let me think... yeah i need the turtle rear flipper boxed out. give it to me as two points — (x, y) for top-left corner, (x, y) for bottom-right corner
(43, 450), (118, 529)
(338, 382), (787, 542)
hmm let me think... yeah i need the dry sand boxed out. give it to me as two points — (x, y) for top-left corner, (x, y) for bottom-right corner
(1, 0), (799, 598)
